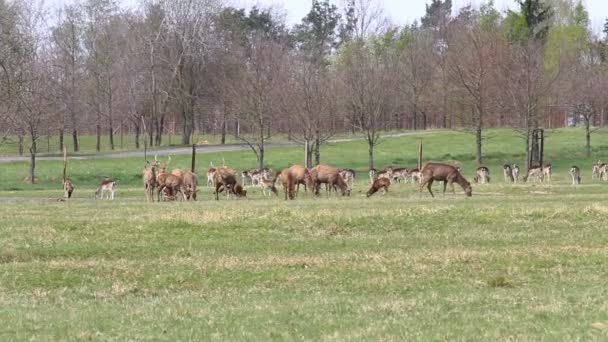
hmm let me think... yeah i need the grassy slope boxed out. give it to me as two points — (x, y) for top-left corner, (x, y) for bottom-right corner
(1, 128), (608, 340)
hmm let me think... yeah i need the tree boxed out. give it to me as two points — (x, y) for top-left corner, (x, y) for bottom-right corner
(338, 40), (398, 169)
(448, 4), (502, 165)
(50, 5), (85, 152)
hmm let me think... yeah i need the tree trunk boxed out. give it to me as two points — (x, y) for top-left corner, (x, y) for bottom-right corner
(585, 118), (591, 157)
(258, 145), (265, 170)
(59, 129), (64, 152)
(314, 135), (320, 166)
(368, 143), (374, 170)
(96, 121), (101, 152)
(134, 123), (140, 149)
(29, 149), (36, 184)
(221, 115), (227, 145)
(18, 134), (24, 156)
(181, 109), (192, 145)
(72, 129), (79, 152)
(475, 127), (483, 165)
(525, 129), (531, 169)
(108, 125), (114, 151)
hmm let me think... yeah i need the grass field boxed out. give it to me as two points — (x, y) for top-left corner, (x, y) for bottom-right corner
(1, 128), (608, 340)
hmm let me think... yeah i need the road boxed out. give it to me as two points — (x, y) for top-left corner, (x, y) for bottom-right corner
(0, 131), (439, 164)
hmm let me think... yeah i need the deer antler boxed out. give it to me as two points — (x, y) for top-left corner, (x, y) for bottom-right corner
(167, 156), (172, 164)
(222, 158), (226, 167)
(155, 155), (158, 162)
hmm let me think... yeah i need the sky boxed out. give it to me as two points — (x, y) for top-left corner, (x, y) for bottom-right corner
(229, 0), (607, 33)
(46, 0), (608, 33)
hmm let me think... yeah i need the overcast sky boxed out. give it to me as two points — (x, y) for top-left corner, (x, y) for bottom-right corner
(46, 0), (608, 33)
(229, 0), (607, 33)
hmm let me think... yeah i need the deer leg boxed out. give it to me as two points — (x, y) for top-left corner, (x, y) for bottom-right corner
(442, 181), (447, 196)
(426, 179), (434, 197)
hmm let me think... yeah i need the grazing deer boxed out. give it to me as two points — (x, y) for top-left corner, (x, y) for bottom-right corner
(474, 166), (490, 184)
(366, 177), (390, 197)
(213, 168), (246, 200)
(503, 164), (514, 182)
(274, 168), (295, 200)
(391, 168), (408, 184)
(95, 179), (116, 200)
(339, 169), (356, 189)
(259, 178), (278, 197)
(63, 179), (74, 199)
(408, 168), (423, 183)
(523, 166), (544, 183)
(512, 164), (520, 182)
(419, 162), (472, 197)
(310, 165), (350, 196)
(570, 166), (581, 185)
(248, 168), (271, 186)
(375, 167), (393, 182)
(289, 165), (313, 195)
(542, 164), (552, 183)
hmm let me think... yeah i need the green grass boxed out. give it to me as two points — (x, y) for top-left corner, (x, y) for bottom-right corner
(1, 128), (608, 340)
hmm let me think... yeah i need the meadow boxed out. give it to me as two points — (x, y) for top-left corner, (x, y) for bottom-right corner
(1, 128), (608, 340)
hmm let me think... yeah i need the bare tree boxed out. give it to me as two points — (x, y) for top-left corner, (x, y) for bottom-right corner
(338, 40), (398, 169)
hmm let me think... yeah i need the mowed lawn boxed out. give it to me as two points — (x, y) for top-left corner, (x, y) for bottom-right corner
(1, 129), (608, 340)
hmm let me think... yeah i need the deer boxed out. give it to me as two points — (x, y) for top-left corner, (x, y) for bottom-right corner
(474, 166), (490, 184)
(143, 160), (158, 202)
(287, 165), (313, 196)
(375, 167), (394, 183)
(259, 178), (278, 197)
(63, 179), (74, 199)
(182, 171), (199, 201)
(95, 179), (116, 200)
(389, 167), (409, 184)
(523, 165), (544, 183)
(368, 168), (377, 184)
(162, 173), (187, 201)
(338, 169), (356, 189)
(419, 162), (472, 197)
(366, 177), (390, 197)
(570, 166), (581, 185)
(512, 164), (520, 183)
(213, 168), (246, 200)
(503, 164), (514, 182)
(593, 161), (607, 181)
(542, 164), (552, 183)
(408, 168), (423, 183)
(310, 165), (350, 196)
(207, 162), (217, 187)
(274, 168), (295, 200)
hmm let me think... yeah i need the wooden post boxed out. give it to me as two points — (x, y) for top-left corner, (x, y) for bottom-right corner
(418, 140), (423, 170)
(191, 144), (196, 173)
(63, 146), (67, 183)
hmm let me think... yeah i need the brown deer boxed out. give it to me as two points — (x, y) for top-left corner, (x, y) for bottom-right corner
(171, 168), (185, 180)
(310, 165), (350, 196)
(213, 168), (246, 200)
(63, 179), (74, 199)
(143, 161), (158, 202)
(162, 174), (187, 201)
(182, 171), (199, 201)
(420, 162), (472, 197)
(274, 168), (295, 200)
(95, 179), (116, 200)
(366, 177), (390, 197)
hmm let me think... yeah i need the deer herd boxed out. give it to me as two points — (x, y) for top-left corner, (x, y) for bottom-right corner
(60, 156), (607, 201)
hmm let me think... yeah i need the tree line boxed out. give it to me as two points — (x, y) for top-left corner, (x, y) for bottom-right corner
(1, 0), (607, 182)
